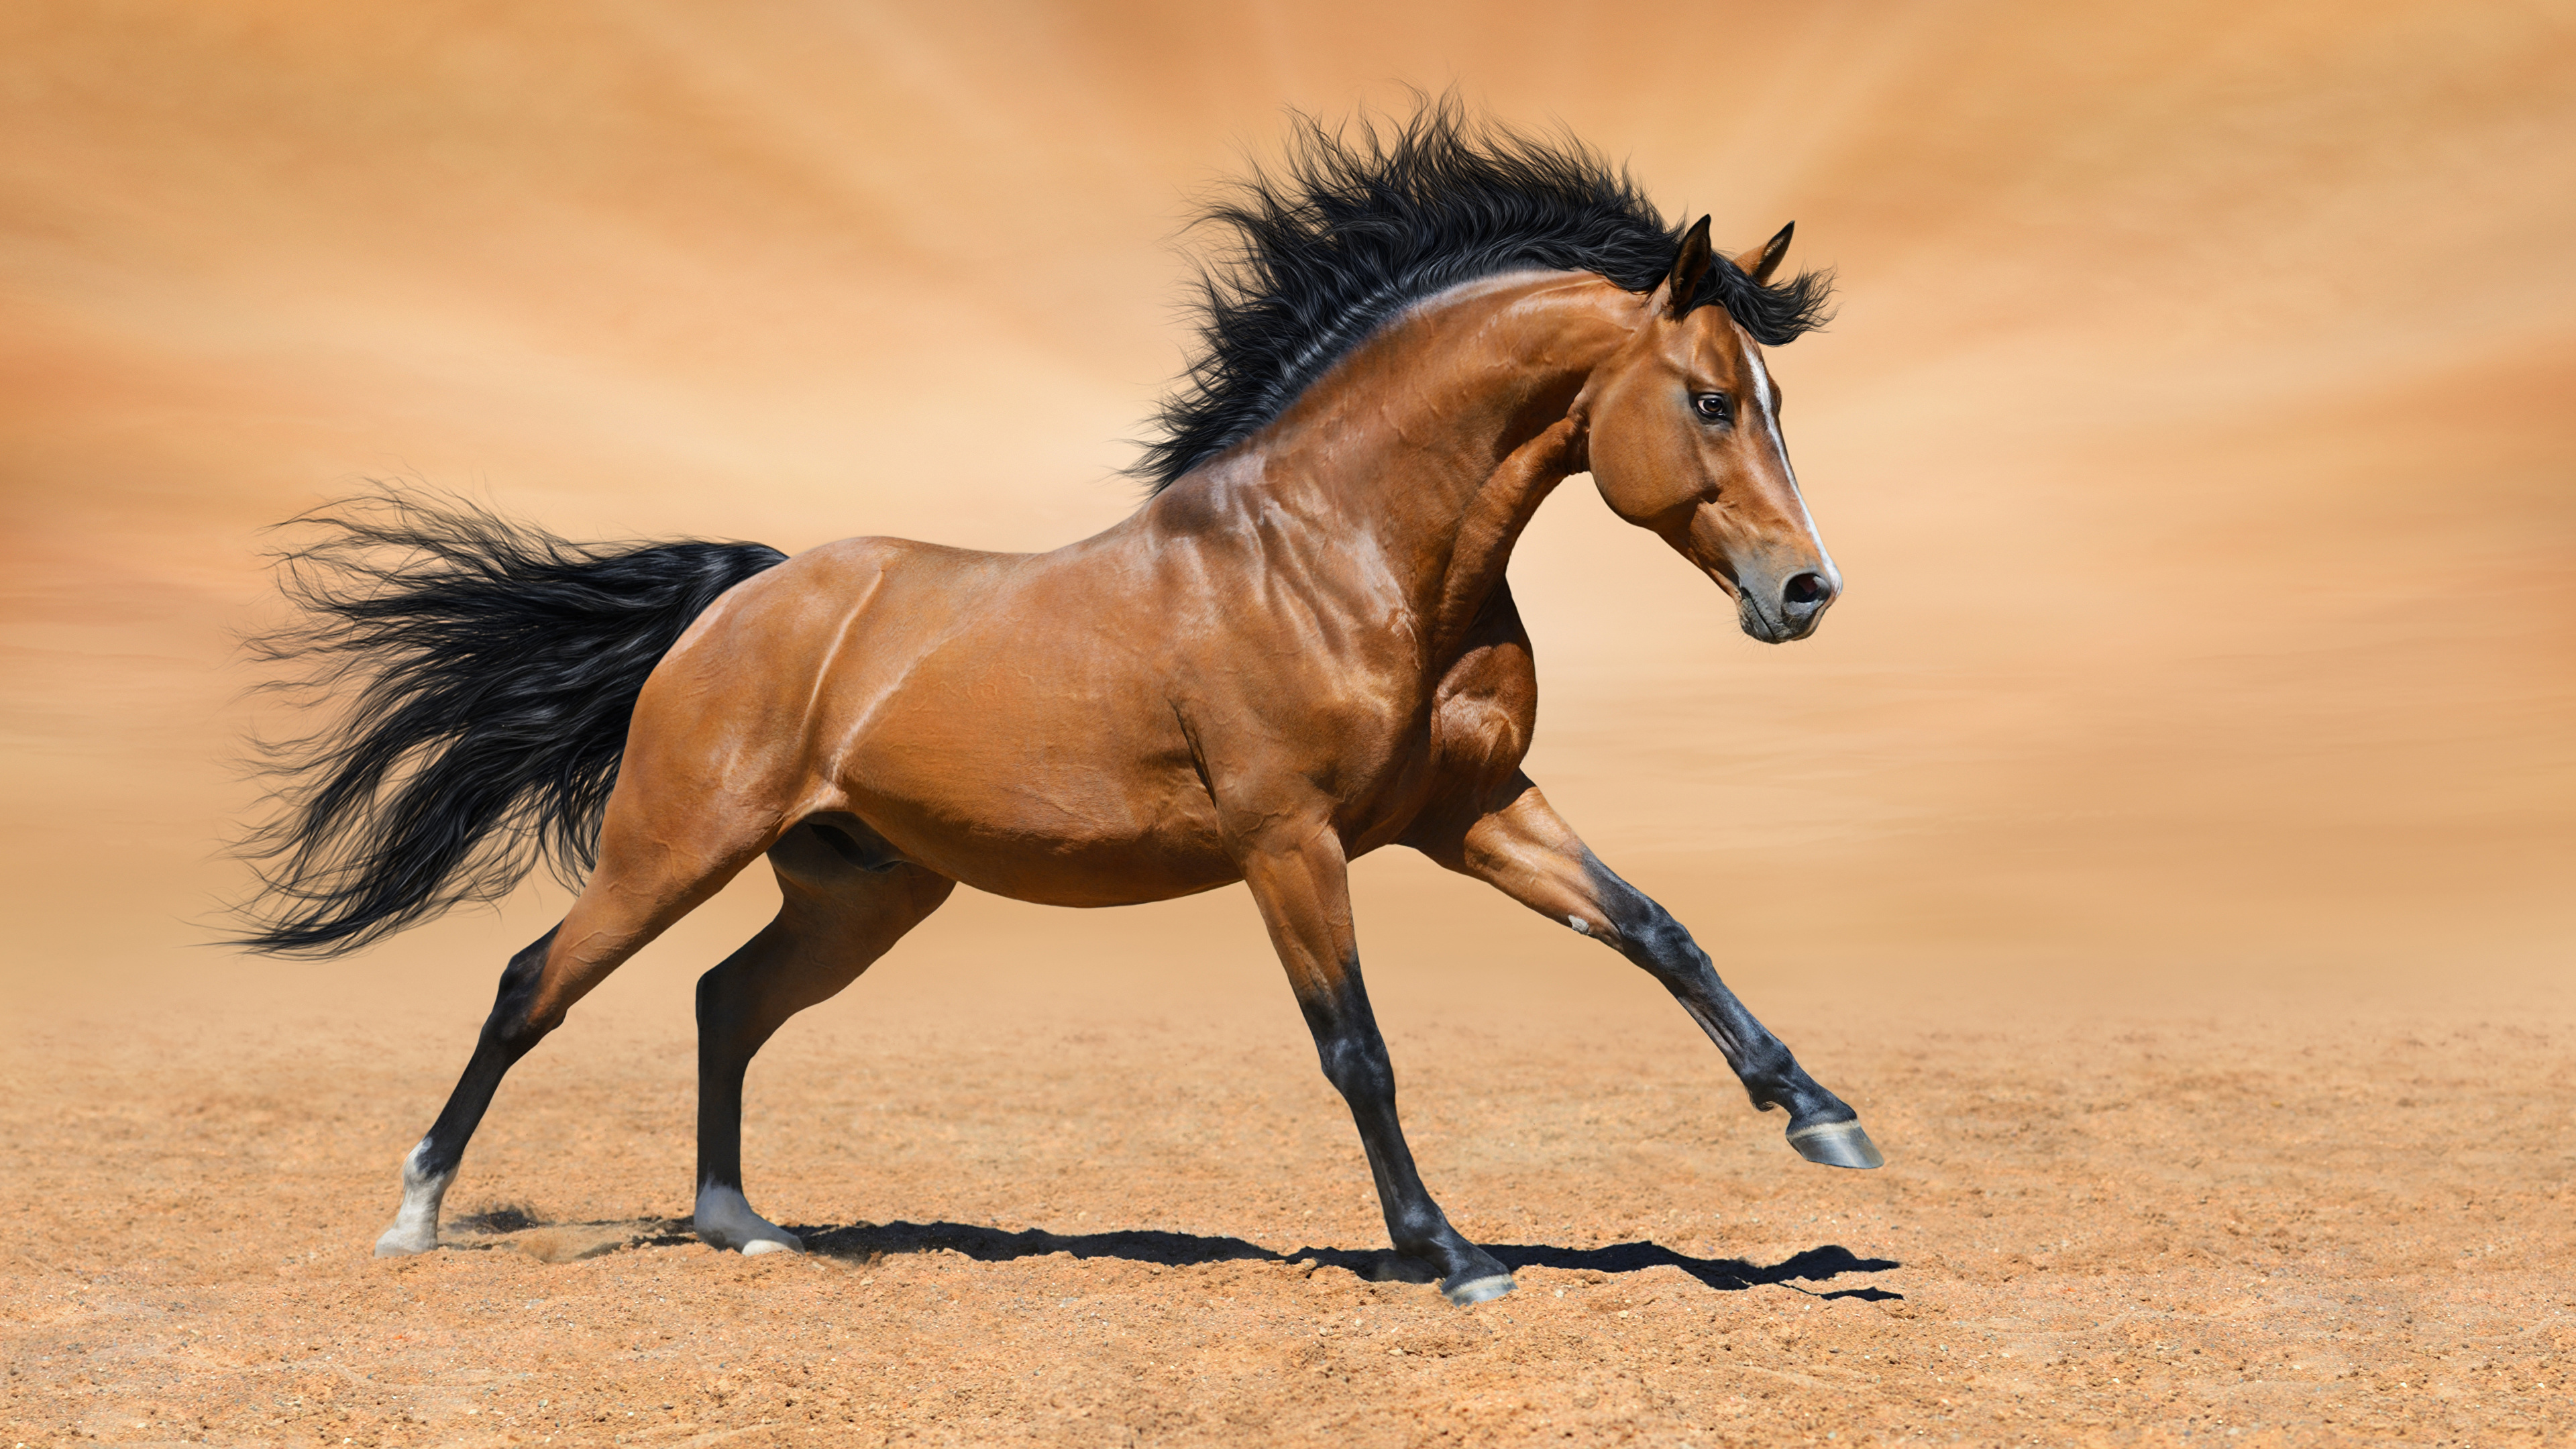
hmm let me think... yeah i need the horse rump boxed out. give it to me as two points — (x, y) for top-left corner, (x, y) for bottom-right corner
(226, 488), (785, 957)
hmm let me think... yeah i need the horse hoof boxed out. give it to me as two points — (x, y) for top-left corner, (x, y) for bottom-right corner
(693, 1183), (802, 1254)
(1786, 1118), (1885, 1169)
(1442, 1273), (1516, 1307)
(374, 1224), (437, 1257)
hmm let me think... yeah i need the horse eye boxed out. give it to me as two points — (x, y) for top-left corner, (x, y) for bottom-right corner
(1691, 392), (1732, 423)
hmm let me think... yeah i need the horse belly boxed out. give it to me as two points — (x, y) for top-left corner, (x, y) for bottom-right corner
(822, 653), (1236, 907)
(846, 750), (1235, 906)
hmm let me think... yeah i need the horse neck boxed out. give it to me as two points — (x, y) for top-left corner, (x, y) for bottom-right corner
(1252, 272), (1638, 657)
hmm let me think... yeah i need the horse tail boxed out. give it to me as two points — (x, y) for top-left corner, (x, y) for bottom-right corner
(227, 489), (788, 958)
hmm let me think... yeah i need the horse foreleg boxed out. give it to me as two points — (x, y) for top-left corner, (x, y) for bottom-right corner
(1417, 774), (1884, 1170)
(694, 839), (954, 1254)
(1240, 828), (1515, 1305)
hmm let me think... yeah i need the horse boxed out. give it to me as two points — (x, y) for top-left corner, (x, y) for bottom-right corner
(234, 104), (1881, 1307)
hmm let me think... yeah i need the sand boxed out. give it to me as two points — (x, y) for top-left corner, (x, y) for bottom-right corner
(8, 988), (2571, 1446)
(3, 1), (2571, 1444)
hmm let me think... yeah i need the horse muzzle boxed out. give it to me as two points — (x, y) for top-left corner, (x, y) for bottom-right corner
(1736, 565), (1840, 644)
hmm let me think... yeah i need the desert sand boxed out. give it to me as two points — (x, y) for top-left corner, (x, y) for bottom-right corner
(3, 2), (2570, 1445)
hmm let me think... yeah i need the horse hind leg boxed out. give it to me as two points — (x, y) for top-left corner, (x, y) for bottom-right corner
(374, 806), (772, 1256)
(376, 925), (560, 1256)
(692, 818), (955, 1254)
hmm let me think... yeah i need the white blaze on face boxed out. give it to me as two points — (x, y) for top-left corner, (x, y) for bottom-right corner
(1735, 335), (1835, 578)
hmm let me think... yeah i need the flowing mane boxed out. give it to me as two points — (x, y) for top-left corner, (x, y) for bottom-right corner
(1137, 98), (1836, 491)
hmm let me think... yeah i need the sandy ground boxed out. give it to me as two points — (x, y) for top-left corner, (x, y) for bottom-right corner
(4, 2), (2573, 1446)
(5, 974), (2571, 1448)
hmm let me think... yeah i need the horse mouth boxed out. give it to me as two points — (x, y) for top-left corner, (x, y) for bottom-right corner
(1738, 596), (1825, 645)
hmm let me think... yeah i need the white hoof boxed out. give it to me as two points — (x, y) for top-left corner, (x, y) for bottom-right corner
(374, 1222), (439, 1257)
(694, 1183), (802, 1255)
(376, 1140), (453, 1256)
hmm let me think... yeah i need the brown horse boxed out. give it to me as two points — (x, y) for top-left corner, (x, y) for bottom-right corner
(237, 108), (1879, 1306)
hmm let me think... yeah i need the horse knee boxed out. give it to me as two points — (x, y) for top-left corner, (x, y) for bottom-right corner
(1607, 896), (1697, 973)
(1317, 1032), (1396, 1106)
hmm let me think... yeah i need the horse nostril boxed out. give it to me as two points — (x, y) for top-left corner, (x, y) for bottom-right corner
(1784, 572), (1832, 608)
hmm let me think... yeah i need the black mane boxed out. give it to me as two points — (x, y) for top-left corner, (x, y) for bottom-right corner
(1137, 97), (1835, 491)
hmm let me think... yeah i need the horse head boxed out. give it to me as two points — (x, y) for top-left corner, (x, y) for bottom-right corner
(1572, 217), (1839, 644)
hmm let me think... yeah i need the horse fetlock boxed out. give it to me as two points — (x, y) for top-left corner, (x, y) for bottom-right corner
(1384, 1205), (1454, 1253)
(1738, 1046), (1827, 1112)
(692, 1182), (803, 1255)
(1386, 1212), (1506, 1296)
(374, 1140), (454, 1256)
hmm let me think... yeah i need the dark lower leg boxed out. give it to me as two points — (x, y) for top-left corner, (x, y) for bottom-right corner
(693, 922), (798, 1203)
(1595, 869), (1839, 1114)
(1425, 782), (1881, 1168)
(686, 860), (953, 1252)
(1585, 861), (1882, 1167)
(686, 921), (818, 1252)
(376, 928), (561, 1254)
(1303, 972), (1513, 1302)
(1240, 829), (1511, 1302)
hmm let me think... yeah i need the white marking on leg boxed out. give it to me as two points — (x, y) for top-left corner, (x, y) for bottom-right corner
(693, 1181), (804, 1255)
(1568, 915), (1590, 935)
(374, 1138), (453, 1257)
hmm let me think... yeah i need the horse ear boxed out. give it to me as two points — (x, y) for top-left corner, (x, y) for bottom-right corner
(1735, 221), (1794, 286)
(1665, 215), (1715, 319)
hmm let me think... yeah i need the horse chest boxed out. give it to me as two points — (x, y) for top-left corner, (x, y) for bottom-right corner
(1230, 633), (1539, 846)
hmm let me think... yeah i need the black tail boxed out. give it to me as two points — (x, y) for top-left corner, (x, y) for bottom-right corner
(228, 489), (787, 957)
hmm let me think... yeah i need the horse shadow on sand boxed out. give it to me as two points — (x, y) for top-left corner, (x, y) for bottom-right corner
(439, 1207), (1899, 1299)
(794, 1220), (1903, 1300)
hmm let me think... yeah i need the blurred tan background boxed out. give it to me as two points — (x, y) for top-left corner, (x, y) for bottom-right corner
(3, 0), (2569, 1042)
